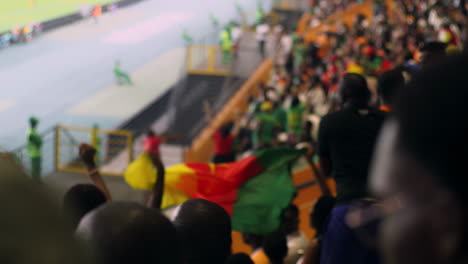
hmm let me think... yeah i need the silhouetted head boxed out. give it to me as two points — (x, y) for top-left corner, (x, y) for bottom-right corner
(220, 121), (235, 138)
(371, 54), (468, 264)
(281, 204), (299, 235)
(146, 129), (155, 137)
(339, 73), (370, 108)
(378, 68), (405, 107)
(63, 184), (107, 230)
(0, 158), (88, 264)
(225, 253), (254, 264)
(29, 116), (39, 129)
(419, 41), (447, 67)
(77, 202), (180, 264)
(172, 199), (232, 264)
(310, 195), (336, 237)
(291, 96), (300, 108)
(263, 231), (288, 264)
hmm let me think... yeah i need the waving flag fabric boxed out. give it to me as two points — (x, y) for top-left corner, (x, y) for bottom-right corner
(124, 147), (303, 234)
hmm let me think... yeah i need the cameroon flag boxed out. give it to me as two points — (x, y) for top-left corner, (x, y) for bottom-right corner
(124, 147), (303, 235)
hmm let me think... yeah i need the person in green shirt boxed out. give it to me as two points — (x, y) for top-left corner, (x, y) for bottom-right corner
(253, 102), (278, 149)
(114, 60), (133, 86)
(273, 101), (287, 131)
(293, 38), (307, 75)
(287, 96), (306, 144)
(27, 116), (42, 182)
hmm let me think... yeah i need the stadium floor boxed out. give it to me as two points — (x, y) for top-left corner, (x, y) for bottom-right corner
(0, 0), (272, 150)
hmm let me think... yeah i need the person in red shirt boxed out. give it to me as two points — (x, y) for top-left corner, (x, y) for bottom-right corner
(212, 121), (238, 163)
(143, 130), (164, 156)
(379, 49), (393, 73)
(143, 128), (181, 157)
(92, 5), (102, 24)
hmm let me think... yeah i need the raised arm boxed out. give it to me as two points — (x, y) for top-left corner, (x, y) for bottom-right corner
(304, 144), (331, 196)
(79, 144), (112, 201)
(203, 100), (213, 124)
(147, 153), (165, 209)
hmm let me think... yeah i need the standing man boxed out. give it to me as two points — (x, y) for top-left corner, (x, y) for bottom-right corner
(92, 5), (102, 24)
(256, 19), (270, 58)
(27, 117), (42, 182)
(256, 1), (265, 25)
(220, 26), (233, 64)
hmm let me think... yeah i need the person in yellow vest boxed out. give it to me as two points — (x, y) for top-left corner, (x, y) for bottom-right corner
(27, 117), (42, 182)
(220, 26), (233, 64)
(256, 1), (265, 25)
(91, 124), (102, 166)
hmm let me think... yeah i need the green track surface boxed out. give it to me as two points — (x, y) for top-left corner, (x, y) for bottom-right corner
(0, 0), (118, 32)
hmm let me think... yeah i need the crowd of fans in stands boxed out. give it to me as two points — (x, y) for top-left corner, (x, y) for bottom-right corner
(1, 0), (468, 264)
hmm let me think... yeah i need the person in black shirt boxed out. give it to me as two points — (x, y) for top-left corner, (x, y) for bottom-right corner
(318, 73), (386, 205)
(318, 73), (385, 264)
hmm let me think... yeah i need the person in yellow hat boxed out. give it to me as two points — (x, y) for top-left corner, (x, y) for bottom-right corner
(27, 116), (42, 181)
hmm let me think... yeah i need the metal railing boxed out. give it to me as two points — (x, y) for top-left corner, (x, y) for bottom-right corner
(55, 125), (133, 177)
(186, 45), (232, 76)
(7, 125), (134, 178)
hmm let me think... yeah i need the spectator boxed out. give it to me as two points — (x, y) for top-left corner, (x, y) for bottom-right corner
(226, 253), (255, 264)
(212, 121), (237, 163)
(253, 102), (278, 149)
(287, 96), (306, 144)
(419, 41), (447, 67)
(273, 101), (288, 131)
(370, 54), (468, 264)
(143, 129), (179, 158)
(281, 205), (308, 264)
(172, 199), (232, 264)
(256, 20), (270, 58)
(317, 73), (385, 264)
(297, 195), (336, 264)
(377, 68), (405, 111)
(143, 129), (163, 156)
(263, 231), (288, 264)
(204, 102), (240, 163)
(63, 184), (107, 230)
(278, 29), (293, 67)
(76, 202), (180, 264)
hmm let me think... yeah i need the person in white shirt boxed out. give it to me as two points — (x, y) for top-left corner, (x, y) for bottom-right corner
(256, 20), (270, 58)
(278, 31), (293, 66)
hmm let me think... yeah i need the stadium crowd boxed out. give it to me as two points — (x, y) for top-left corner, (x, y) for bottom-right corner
(1, 0), (468, 264)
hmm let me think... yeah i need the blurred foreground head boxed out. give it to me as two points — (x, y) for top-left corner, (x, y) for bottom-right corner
(63, 184), (107, 230)
(225, 253), (254, 264)
(0, 156), (88, 264)
(371, 54), (468, 264)
(77, 202), (180, 264)
(172, 199), (232, 264)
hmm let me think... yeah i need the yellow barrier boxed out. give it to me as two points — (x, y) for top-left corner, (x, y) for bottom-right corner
(185, 58), (274, 163)
(186, 45), (232, 76)
(55, 125), (133, 177)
